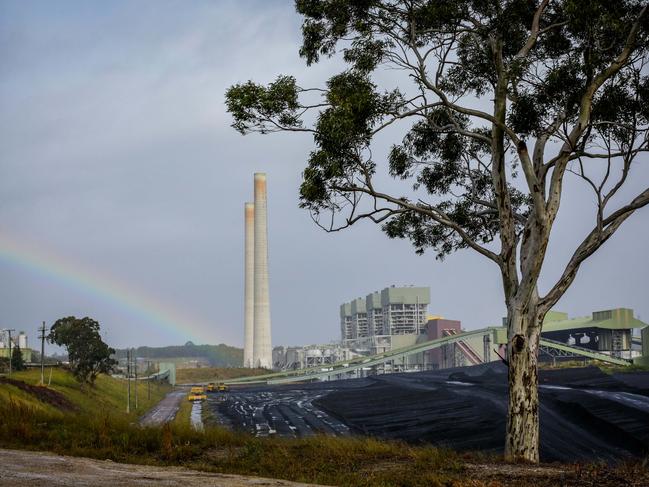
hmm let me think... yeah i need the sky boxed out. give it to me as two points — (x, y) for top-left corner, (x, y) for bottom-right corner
(0, 0), (647, 352)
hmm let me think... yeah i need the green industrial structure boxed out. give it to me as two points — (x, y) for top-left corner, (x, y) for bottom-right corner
(254, 307), (649, 384)
(541, 308), (647, 360)
(227, 326), (636, 385)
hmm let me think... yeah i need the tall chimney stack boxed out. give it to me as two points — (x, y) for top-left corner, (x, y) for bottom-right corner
(243, 202), (255, 368)
(253, 173), (272, 368)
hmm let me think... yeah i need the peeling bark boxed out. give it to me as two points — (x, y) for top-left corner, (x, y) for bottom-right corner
(505, 307), (541, 463)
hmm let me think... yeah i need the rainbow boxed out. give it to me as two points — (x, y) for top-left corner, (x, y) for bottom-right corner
(0, 233), (213, 343)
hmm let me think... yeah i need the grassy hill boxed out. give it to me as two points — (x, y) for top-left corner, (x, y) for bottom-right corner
(0, 367), (169, 417)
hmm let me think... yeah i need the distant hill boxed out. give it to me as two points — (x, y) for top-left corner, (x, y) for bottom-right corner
(113, 342), (243, 367)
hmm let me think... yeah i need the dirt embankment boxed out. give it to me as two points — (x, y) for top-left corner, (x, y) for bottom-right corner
(0, 377), (77, 411)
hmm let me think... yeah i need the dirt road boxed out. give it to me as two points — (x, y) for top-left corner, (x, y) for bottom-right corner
(0, 448), (327, 487)
(139, 390), (186, 426)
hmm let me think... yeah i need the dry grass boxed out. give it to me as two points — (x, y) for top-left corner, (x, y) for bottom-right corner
(1, 368), (647, 486)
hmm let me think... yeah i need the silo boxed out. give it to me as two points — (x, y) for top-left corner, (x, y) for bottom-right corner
(253, 173), (272, 369)
(18, 332), (27, 350)
(243, 202), (255, 368)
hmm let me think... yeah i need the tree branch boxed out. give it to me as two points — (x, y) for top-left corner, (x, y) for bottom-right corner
(540, 186), (649, 312)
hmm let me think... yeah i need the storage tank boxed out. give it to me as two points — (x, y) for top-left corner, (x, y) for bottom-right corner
(18, 332), (27, 350)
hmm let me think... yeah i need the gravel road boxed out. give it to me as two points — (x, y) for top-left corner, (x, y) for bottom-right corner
(0, 449), (328, 487)
(139, 390), (186, 426)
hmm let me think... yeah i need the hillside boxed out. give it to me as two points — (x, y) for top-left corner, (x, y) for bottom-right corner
(0, 367), (170, 417)
(114, 342), (242, 367)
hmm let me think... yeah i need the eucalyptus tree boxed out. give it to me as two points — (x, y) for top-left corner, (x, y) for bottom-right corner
(226, 0), (649, 462)
(48, 316), (117, 385)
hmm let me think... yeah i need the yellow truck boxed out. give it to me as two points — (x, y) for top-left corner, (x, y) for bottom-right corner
(207, 383), (215, 392)
(217, 383), (229, 392)
(188, 386), (207, 401)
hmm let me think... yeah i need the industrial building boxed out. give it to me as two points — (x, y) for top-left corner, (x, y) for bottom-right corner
(423, 308), (649, 369)
(540, 308), (647, 360)
(350, 297), (368, 338)
(275, 302), (649, 375)
(641, 325), (649, 366)
(339, 303), (353, 340)
(0, 330), (33, 362)
(366, 291), (383, 335)
(273, 344), (357, 370)
(340, 286), (430, 341)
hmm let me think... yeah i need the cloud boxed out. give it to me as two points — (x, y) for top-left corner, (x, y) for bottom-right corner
(0, 0), (647, 352)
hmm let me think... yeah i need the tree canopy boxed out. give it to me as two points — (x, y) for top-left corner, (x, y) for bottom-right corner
(48, 316), (117, 385)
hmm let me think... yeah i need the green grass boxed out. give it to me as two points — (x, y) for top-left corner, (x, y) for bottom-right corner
(172, 394), (193, 427)
(0, 367), (170, 419)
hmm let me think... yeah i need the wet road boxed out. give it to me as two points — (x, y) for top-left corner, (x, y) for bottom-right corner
(190, 400), (204, 431)
(206, 390), (350, 438)
(139, 390), (186, 426)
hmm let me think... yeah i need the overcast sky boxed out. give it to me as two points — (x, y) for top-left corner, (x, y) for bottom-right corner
(1, 0), (647, 352)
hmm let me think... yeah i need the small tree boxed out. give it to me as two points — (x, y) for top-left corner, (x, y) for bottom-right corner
(11, 345), (25, 371)
(11, 344), (25, 372)
(48, 316), (117, 385)
(226, 0), (649, 462)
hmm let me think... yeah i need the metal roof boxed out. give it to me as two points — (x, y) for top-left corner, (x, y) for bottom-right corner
(542, 308), (648, 332)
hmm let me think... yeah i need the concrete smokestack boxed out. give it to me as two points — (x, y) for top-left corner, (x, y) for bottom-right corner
(253, 173), (272, 368)
(243, 202), (255, 368)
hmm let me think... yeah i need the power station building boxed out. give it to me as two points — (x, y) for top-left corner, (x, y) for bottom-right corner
(540, 308), (647, 360)
(340, 286), (430, 341)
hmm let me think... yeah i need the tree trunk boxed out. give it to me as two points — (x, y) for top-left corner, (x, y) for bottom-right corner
(505, 310), (541, 463)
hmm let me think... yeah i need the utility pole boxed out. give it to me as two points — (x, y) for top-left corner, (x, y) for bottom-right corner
(147, 360), (151, 401)
(126, 349), (131, 414)
(3, 329), (16, 377)
(133, 348), (138, 410)
(39, 321), (47, 386)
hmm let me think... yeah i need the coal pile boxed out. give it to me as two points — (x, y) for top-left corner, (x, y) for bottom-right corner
(208, 390), (350, 438)
(210, 365), (649, 462)
(315, 365), (649, 462)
